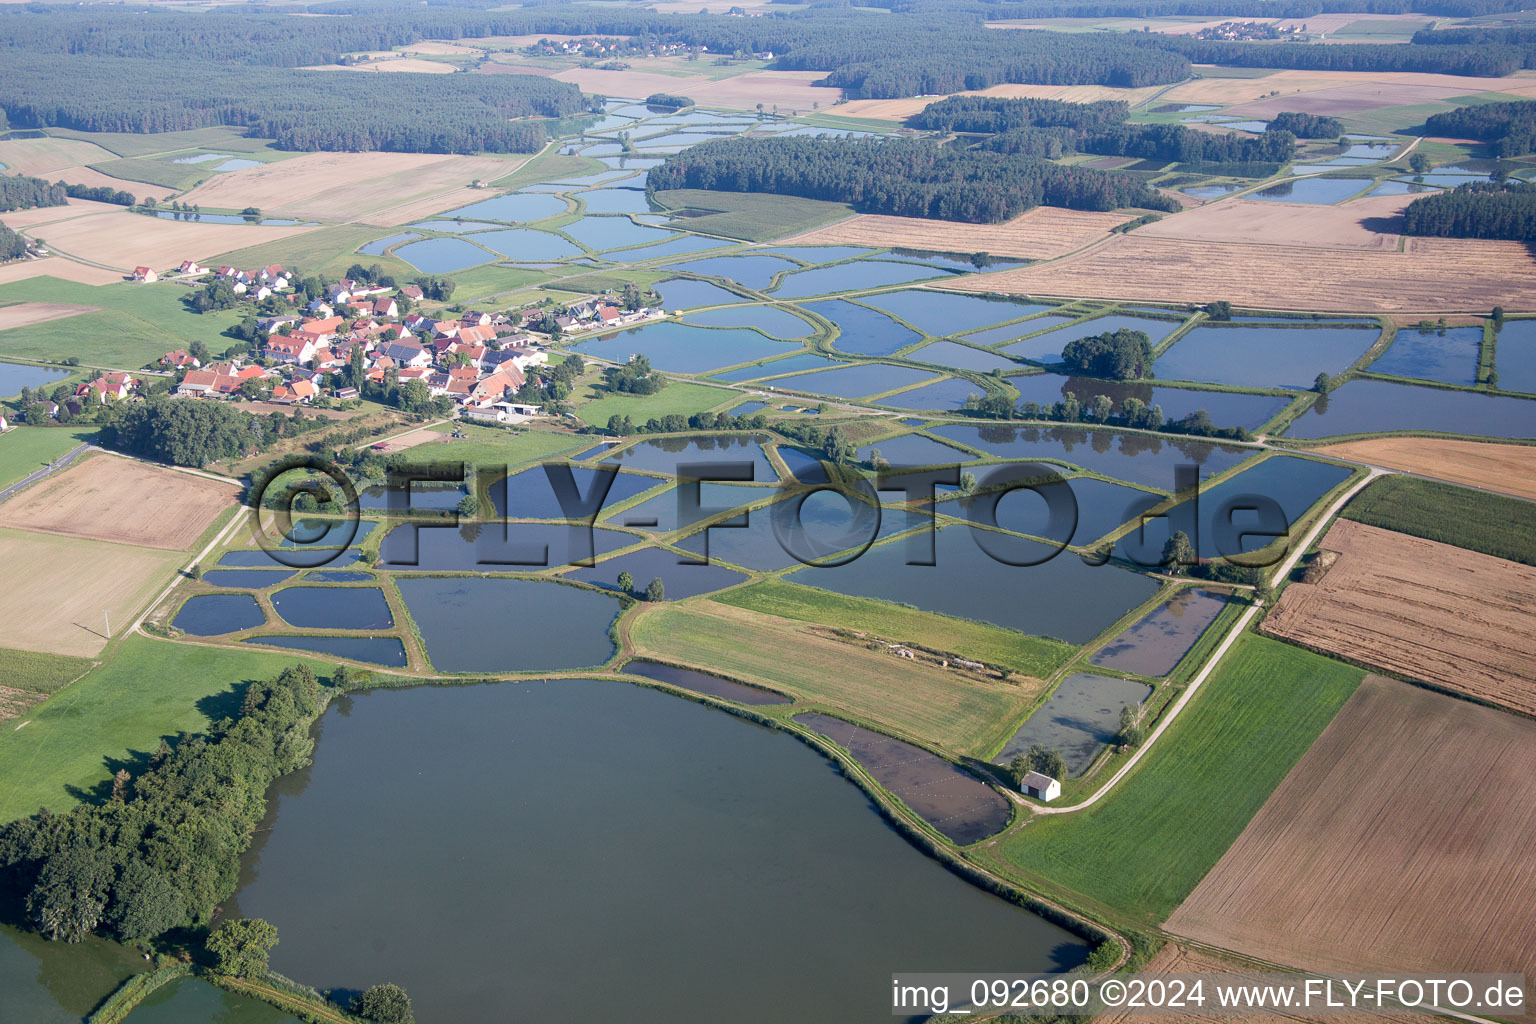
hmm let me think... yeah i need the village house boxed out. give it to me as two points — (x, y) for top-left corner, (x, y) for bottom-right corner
(131, 266), (158, 283)
(177, 260), (207, 276)
(271, 379), (318, 404)
(76, 372), (140, 404)
(1019, 771), (1061, 802)
(161, 350), (200, 370)
(264, 335), (317, 366)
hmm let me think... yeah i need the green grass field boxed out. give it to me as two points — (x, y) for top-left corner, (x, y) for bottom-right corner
(0, 646), (96, 695)
(1338, 102), (1455, 136)
(714, 579), (1075, 678)
(448, 263), (553, 303)
(576, 380), (739, 426)
(651, 189), (851, 243)
(213, 226), (416, 280)
(46, 126), (285, 159)
(85, 157), (212, 191)
(1340, 474), (1536, 565)
(976, 634), (1362, 924)
(490, 148), (605, 190)
(410, 423), (596, 471)
(0, 425), (97, 490)
(0, 635), (325, 823)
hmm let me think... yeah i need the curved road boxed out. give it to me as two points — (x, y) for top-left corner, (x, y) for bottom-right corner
(0, 442), (96, 505)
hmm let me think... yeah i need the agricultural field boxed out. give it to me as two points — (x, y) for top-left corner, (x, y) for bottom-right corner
(712, 579), (1075, 678)
(1135, 194), (1411, 251)
(1316, 437), (1536, 500)
(976, 635), (1362, 924)
(1167, 675), (1536, 987)
(1338, 473), (1536, 564)
(828, 81), (1166, 121)
(16, 209), (316, 274)
(0, 135), (117, 176)
(0, 301), (98, 332)
(211, 223), (412, 280)
(179, 151), (535, 225)
(0, 635), (324, 823)
(629, 599), (1041, 756)
(953, 235), (1536, 313)
(551, 67), (834, 111)
(389, 423), (595, 471)
(782, 207), (1133, 260)
(0, 260), (123, 287)
(1262, 519), (1536, 715)
(0, 425), (97, 491)
(652, 190), (852, 243)
(0, 455), (237, 550)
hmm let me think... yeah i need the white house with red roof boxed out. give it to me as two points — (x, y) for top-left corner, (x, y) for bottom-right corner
(76, 372), (139, 404)
(264, 335), (317, 366)
(161, 350), (200, 369)
(131, 266), (158, 283)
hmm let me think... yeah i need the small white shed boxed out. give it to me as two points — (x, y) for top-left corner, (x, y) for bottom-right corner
(1020, 770), (1061, 802)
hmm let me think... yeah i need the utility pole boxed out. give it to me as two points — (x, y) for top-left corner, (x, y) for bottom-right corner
(104, 610), (111, 640)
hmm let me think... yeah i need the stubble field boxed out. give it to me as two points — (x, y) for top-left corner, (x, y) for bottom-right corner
(1315, 438), (1536, 500)
(22, 209), (316, 272)
(0, 301), (99, 330)
(1262, 519), (1536, 714)
(781, 207), (1132, 259)
(948, 235), (1536, 312)
(1167, 674), (1536, 1006)
(0, 455), (236, 550)
(1135, 194), (1411, 250)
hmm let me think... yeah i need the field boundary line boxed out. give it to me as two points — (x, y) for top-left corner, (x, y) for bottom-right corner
(1028, 466), (1385, 816)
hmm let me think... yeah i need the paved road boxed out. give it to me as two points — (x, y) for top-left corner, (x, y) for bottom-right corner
(0, 442), (95, 505)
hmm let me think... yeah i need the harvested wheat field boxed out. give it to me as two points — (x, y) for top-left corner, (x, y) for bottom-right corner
(0, 455), (236, 551)
(0, 258), (122, 287)
(829, 81), (1161, 121)
(310, 56), (457, 74)
(1136, 194), (1410, 250)
(0, 198), (122, 230)
(1223, 82), (1475, 118)
(1096, 943), (1431, 1024)
(1262, 519), (1536, 714)
(1168, 675), (1536, 1008)
(0, 301), (99, 331)
(687, 71), (839, 111)
(781, 207), (1131, 259)
(180, 151), (532, 225)
(1162, 67), (1536, 108)
(1315, 438), (1536, 500)
(950, 235), (1536, 313)
(0, 136), (116, 176)
(30, 210), (315, 273)
(0, 527), (183, 656)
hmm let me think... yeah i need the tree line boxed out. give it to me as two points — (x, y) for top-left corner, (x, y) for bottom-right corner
(1424, 100), (1536, 157)
(0, 53), (579, 154)
(1401, 181), (1536, 241)
(0, 220), (26, 260)
(647, 136), (1177, 223)
(910, 96), (1130, 133)
(99, 398), (336, 467)
(0, 173), (66, 213)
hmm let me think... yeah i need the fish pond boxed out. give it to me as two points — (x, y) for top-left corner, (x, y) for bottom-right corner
(377, 521), (634, 571)
(571, 320), (791, 374)
(493, 465), (660, 520)
(270, 586), (393, 630)
(1090, 587), (1228, 677)
(229, 681), (1087, 1022)
(711, 350), (838, 381)
(202, 569), (296, 589)
(600, 433), (778, 479)
(665, 254), (798, 290)
(929, 424), (1255, 490)
(623, 659), (790, 705)
(771, 260), (952, 298)
(683, 304), (813, 338)
(244, 635), (408, 668)
(1004, 314), (1183, 365)
(560, 216), (674, 252)
(1369, 326), (1483, 386)
(466, 228), (582, 261)
(1009, 373), (1291, 431)
(1249, 177), (1371, 204)
(564, 542), (748, 599)
(1154, 324), (1379, 389)
(856, 432), (978, 466)
(878, 376), (993, 411)
(807, 299), (922, 356)
(395, 578), (618, 672)
(910, 340), (1021, 373)
(994, 673), (1152, 775)
(768, 362), (937, 399)
(173, 594), (265, 635)
(1494, 319), (1536, 393)
(441, 192), (567, 223)
(0, 360), (68, 397)
(394, 237), (493, 273)
(858, 289), (1035, 335)
(1285, 379), (1536, 439)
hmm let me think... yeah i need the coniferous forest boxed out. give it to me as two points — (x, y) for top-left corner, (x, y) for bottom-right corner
(1401, 181), (1536, 241)
(646, 136), (1177, 222)
(1268, 112), (1347, 138)
(1424, 100), (1536, 157)
(0, 221), (28, 261)
(0, 173), (67, 213)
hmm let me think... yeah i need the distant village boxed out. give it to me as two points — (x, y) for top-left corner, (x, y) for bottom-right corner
(120, 260), (669, 425)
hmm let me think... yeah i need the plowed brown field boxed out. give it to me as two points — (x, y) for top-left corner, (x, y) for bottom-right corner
(1315, 438), (1536, 500)
(781, 207), (1130, 259)
(1167, 675), (1536, 1015)
(1261, 519), (1536, 714)
(946, 235), (1536, 313)
(1135, 194), (1410, 250)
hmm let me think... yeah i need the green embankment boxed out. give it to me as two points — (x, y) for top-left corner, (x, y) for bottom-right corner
(977, 634), (1362, 925)
(0, 635), (324, 824)
(406, 423), (595, 471)
(1340, 474), (1536, 566)
(576, 380), (739, 425)
(714, 579), (1075, 679)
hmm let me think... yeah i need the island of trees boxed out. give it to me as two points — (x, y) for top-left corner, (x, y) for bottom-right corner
(647, 136), (1176, 223)
(1060, 328), (1155, 380)
(644, 92), (694, 110)
(1268, 111), (1346, 138)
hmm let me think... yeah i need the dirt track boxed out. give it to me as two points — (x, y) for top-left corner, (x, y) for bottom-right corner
(1262, 519), (1536, 714)
(1167, 675), (1536, 1021)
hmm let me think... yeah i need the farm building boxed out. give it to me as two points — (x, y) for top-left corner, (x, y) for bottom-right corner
(1020, 771), (1061, 802)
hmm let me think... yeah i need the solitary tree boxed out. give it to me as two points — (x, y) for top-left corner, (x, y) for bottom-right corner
(1408, 151), (1432, 175)
(644, 577), (665, 602)
(456, 493), (480, 519)
(356, 983), (416, 1024)
(1312, 371), (1331, 394)
(207, 918), (279, 978)
(1492, 306), (1505, 330)
(1009, 745), (1067, 785)
(1117, 704), (1145, 748)
(1161, 530), (1195, 574)
(617, 570), (634, 594)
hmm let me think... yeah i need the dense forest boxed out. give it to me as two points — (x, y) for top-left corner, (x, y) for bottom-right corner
(0, 220), (26, 261)
(901, 0), (1530, 18)
(647, 136), (1177, 222)
(0, 173), (66, 213)
(99, 398), (336, 467)
(0, 53), (578, 153)
(1413, 25), (1536, 68)
(0, 666), (330, 943)
(1424, 100), (1536, 157)
(911, 96), (1130, 133)
(1401, 181), (1536, 241)
(1268, 111), (1345, 138)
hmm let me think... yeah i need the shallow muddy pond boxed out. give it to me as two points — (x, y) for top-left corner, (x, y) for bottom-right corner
(271, 586), (393, 630)
(858, 289), (1033, 335)
(768, 362), (937, 399)
(797, 712), (1012, 844)
(1284, 379), (1536, 439)
(1370, 325), (1482, 386)
(396, 578), (618, 672)
(378, 521), (634, 571)
(624, 659), (790, 705)
(1090, 587), (1228, 677)
(1154, 324), (1379, 389)
(807, 298), (922, 356)
(570, 320), (791, 373)
(230, 682), (1086, 1022)
(394, 237), (493, 273)
(929, 424), (1255, 490)
(787, 523), (1160, 644)
(683, 304), (812, 338)
(244, 634), (408, 667)
(173, 594), (265, 635)
(564, 542), (748, 599)
(995, 673), (1151, 775)
(0, 360), (67, 397)
(771, 259), (953, 299)
(1010, 373), (1291, 431)
(600, 433), (778, 480)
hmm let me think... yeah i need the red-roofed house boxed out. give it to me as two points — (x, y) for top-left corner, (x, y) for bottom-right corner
(264, 336), (317, 366)
(371, 297), (399, 318)
(77, 372), (139, 404)
(456, 324), (496, 346)
(131, 266), (158, 283)
(178, 261), (206, 275)
(161, 350), (200, 369)
(271, 380), (318, 404)
(400, 285), (424, 301)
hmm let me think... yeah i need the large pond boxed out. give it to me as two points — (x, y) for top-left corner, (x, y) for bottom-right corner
(395, 578), (618, 672)
(683, 304), (813, 338)
(1369, 325), (1482, 386)
(571, 320), (791, 374)
(654, 277), (742, 309)
(1495, 319), (1536, 394)
(202, 569), (296, 589)
(675, 496), (929, 572)
(0, 360), (68, 397)
(771, 260), (952, 298)
(960, 474), (1166, 550)
(467, 228), (582, 261)
(879, 376), (996, 412)
(599, 481), (762, 533)
(245, 634), (408, 667)
(624, 659), (790, 705)
(857, 432), (978, 466)
(807, 298), (922, 356)
(1249, 177), (1371, 204)
(858, 289), (1034, 335)
(394, 237), (493, 273)
(442, 192), (568, 223)
(578, 187), (652, 215)
(786, 524), (1161, 644)
(712, 350), (838, 381)
(564, 542), (748, 599)
(1090, 587), (1227, 677)
(1003, 314), (1184, 365)
(270, 586), (393, 630)
(910, 340), (1021, 373)
(665, 254), (798, 290)
(1154, 324), (1379, 389)
(767, 362), (938, 399)
(494, 464), (660, 519)
(230, 681), (1086, 1022)
(994, 673), (1152, 775)
(929, 424), (1255, 490)
(1284, 378), (1536, 439)
(600, 433), (778, 480)
(0, 923), (150, 1024)
(561, 216), (674, 251)
(1010, 373), (1291, 431)
(173, 593), (265, 635)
